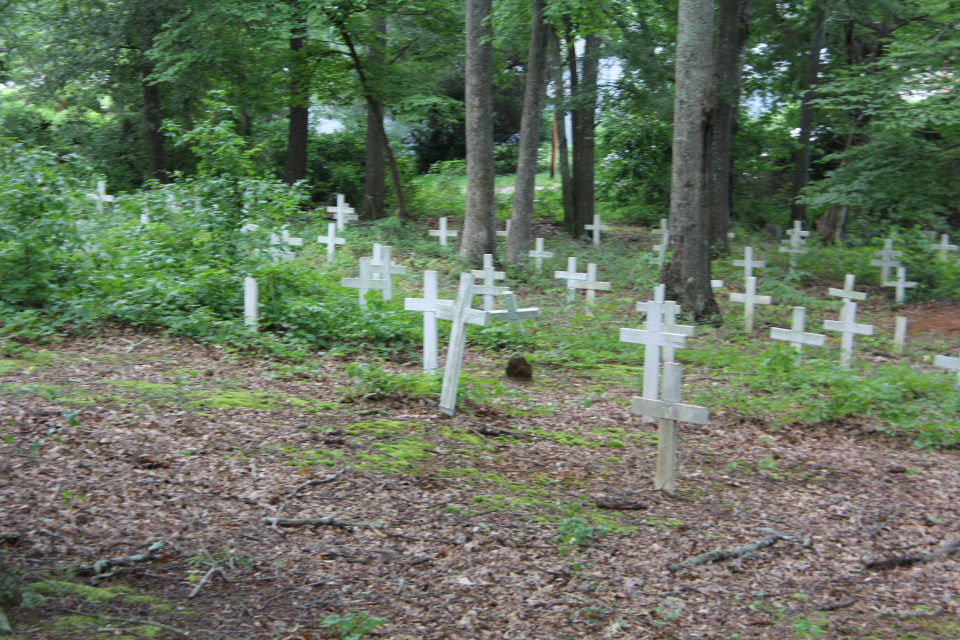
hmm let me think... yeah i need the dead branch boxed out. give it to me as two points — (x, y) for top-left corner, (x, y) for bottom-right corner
(596, 499), (648, 511)
(187, 566), (228, 599)
(56, 608), (188, 637)
(866, 535), (960, 570)
(74, 541), (166, 578)
(270, 468), (351, 536)
(668, 529), (809, 572)
(263, 516), (383, 530)
(817, 598), (857, 612)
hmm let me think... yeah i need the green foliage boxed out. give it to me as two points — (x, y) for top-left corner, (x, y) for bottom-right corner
(319, 612), (386, 640)
(557, 516), (606, 558)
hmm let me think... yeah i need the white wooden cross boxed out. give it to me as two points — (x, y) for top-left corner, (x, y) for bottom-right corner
(139, 209), (150, 225)
(884, 266), (917, 304)
(893, 316), (908, 354)
(871, 239), (903, 285)
(585, 214), (609, 246)
(371, 243), (408, 281)
(729, 276), (771, 332)
(637, 285), (695, 363)
(779, 221), (810, 268)
(555, 257), (587, 302)
(327, 194), (357, 231)
(86, 180), (114, 215)
(770, 307), (825, 359)
(651, 219), (668, 238)
(470, 253), (507, 312)
(571, 262), (611, 308)
(528, 238), (554, 273)
(404, 270), (450, 372)
(828, 274), (867, 303)
(244, 277), (258, 330)
(429, 217), (458, 246)
(620, 299), (688, 423)
(267, 227), (302, 262)
(317, 222), (346, 259)
(490, 291), (540, 329)
(931, 233), (958, 260)
(649, 231), (669, 267)
(632, 362), (709, 495)
(933, 352), (960, 390)
(733, 246), (765, 282)
(436, 273), (494, 415)
(711, 280), (724, 289)
(496, 219), (511, 239)
(341, 257), (388, 308)
(823, 301), (874, 367)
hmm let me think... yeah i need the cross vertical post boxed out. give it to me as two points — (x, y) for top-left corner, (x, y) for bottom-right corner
(884, 266), (917, 304)
(429, 217), (458, 246)
(870, 239), (902, 285)
(585, 214), (609, 246)
(404, 271), (450, 372)
(554, 257), (586, 302)
(893, 316), (908, 354)
(436, 274), (493, 415)
(317, 222), (346, 259)
(528, 238), (554, 273)
(729, 276), (771, 332)
(733, 246), (765, 282)
(823, 301), (874, 367)
(933, 353), (960, 390)
(244, 277), (258, 330)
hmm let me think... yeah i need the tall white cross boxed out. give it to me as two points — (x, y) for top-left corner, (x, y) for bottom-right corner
(371, 243), (408, 281)
(436, 273), (494, 415)
(779, 221), (810, 268)
(404, 271), (450, 372)
(496, 219), (511, 239)
(86, 180), (114, 215)
(931, 234), (958, 260)
(490, 292), (540, 329)
(884, 266), (917, 304)
(620, 300), (688, 423)
(638, 286), (695, 363)
(871, 239), (903, 285)
(770, 307), (826, 359)
(933, 352), (960, 390)
(585, 214), (609, 246)
(528, 238), (554, 273)
(327, 194), (357, 231)
(893, 316), (908, 354)
(729, 276), (771, 332)
(733, 247), (765, 282)
(823, 301), (874, 367)
(317, 223), (346, 259)
(341, 257), (388, 308)
(571, 263), (611, 308)
(828, 274), (867, 304)
(429, 217), (458, 246)
(244, 277), (258, 330)
(554, 257), (586, 302)
(470, 254), (506, 312)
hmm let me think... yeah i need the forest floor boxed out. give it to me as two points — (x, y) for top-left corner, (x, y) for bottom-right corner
(2, 326), (959, 640)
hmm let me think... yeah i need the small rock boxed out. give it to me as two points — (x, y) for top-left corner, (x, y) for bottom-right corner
(506, 355), (532, 380)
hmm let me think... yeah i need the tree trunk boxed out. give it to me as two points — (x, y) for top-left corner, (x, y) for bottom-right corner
(555, 28), (576, 236)
(506, 0), (548, 266)
(790, 3), (827, 223)
(140, 5), (167, 183)
(570, 34), (600, 238)
(362, 16), (387, 220)
(284, 18), (309, 185)
(706, 0), (753, 253)
(461, 0), (496, 262)
(662, 0), (722, 323)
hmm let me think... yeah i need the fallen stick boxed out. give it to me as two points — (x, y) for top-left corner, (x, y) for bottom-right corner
(56, 609), (188, 637)
(817, 598), (857, 612)
(270, 468), (350, 536)
(187, 567), (219, 599)
(263, 517), (383, 530)
(668, 529), (809, 572)
(75, 541), (166, 577)
(866, 535), (960, 570)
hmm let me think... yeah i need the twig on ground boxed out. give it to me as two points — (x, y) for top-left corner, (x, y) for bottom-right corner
(56, 609), (188, 637)
(866, 535), (960, 570)
(119, 338), (150, 353)
(817, 598), (857, 612)
(668, 529), (810, 572)
(75, 541), (165, 578)
(187, 566), (219, 599)
(263, 516), (383, 530)
(270, 468), (350, 536)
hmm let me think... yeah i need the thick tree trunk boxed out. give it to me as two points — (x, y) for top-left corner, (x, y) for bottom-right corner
(284, 19), (309, 185)
(506, 0), (548, 266)
(461, 0), (496, 262)
(570, 34), (600, 238)
(790, 3), (827, 223)
(662, 0), (722, 323)
(362, 17), (387, 220)
(706, 0), (753, 253)
(557, 29), (576, 236)
(140, 5), (167, 183)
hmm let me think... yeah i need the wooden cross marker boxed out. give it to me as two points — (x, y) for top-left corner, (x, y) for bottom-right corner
(711, 279), (724, 289)
(86, 180), (115, 215)
(650, 231), (669, 267)
(631, 362), (709, 495)
(266, 228), (302, 262)
(828, 274), (867, 303)
(528, 238), (554, 273)
(571, 263), (611, 309)
(780, 221), (810, 263)
(931, 233), (958, 260)
(871, 239), (903, 285)
(429, 217), (458, 246)
(933, 352), (960, 390)
(436, 273), (494, 415)
(884, 266), (917, 304)
(823, 301), (874, 367)
(620, 300), (688, 423)
(733, 246), (765, 282)
(585, 214), (609, 246)
(371, 243), (408, 281)
(317, 223), (346, 259)
(327, 194), (357, 231)
(139, 209), (150, 224)
(770, 307), (826, 359)
(496, 219), (511, 239)
(470, 254), (507, 312)
(404, 271), (451, 372)
(243, 277), (258, 330)
(636, 284), (694, 363)
(490, 292), (540, 329)
(893, 316), (908, 355)
(341, 257), (388, 308)
(554, 257), (587, 302)
(651, 218), (668, 238)
(729, 276), (771, 332)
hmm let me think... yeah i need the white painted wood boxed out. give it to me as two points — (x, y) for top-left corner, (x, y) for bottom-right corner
(86, 180), (115, 215)
(438, 273), (493, 415)
(733, 246), (765, 282)
(870, 239), (903, 285)
(933, 354), (960, 390)
(931, 233), (958, 259)
(140, 211), (150, 224)
(571, 263), (611, 306)
(636, 285), (693, 361)
(341, 257), (388, 308)
(528, 238), (554, 273)
(884, 266), (917, 304)
(429, 216), (458, 246)
(243, 277), (258, 330)
(711, 280), (724, 289)
(554, 257), (587, 302)
(584, 214), (609, 246)
(404, 271), (450, 372)
(636, 283), (668, 314)
(729, 276), (772, 332)
(650, 231), (669, 267)
(728, 232), (735, 239)
(496, 219), (511, 238)
(823, 301), (874, 367)
(827, 274), (867, 303)
(470, 254), (507, 312)
(327, 194), (357, 231)
(490, 291), (540, 329)
(893, 316), (908, 354)
(370, 243), (408, 283)
(770, 306), (826, 358)
(651, 218), (668, 237)
(317, 222), (346, 259)
(632, 397), (709, 426)
(620, 300), (689, 423)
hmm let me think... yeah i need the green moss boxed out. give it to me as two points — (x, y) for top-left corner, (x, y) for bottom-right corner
(130, 625), (162, 637)
(373, 438), (433, 461)
(440, 426), (483, 445)
(202, 390), (276, 410)
(54, 615), (95, 630)
(106, 380), (169, 391)
(0, 359), (25, 375)
(149, 604), (172, 613)
(344, 419), (421, 437)
(603, 440), (626, 448)
(125, 595), (161, 604)
(34, 581), (131, 601)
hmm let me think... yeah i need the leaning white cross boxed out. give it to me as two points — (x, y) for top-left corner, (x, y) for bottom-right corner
(429, 217), (458, 246)
(585, 214), (609, 246)
(404, 270), (451, 372)
(729, 276), (771, 332)
(884, 266), (917, 304)
(371, 243), (408, 282)
(733, 246), (765, 282)
(632, 362), (709, 495)
(86, 180), (114, 216)
(828, 274), (867, 304)
(470, 253), (507, 312)
(931, 234), (958, 260)
(327, 194), (357, 232)
(436, 273), (494, 415)
(770, 307), (826, 359)
(244, 277), (259, 330)
(637, 284), (694, 363)
(496, 219), (511, 239)
(871, 239), (903, 285)
(317, 223), (346, 259)
(528, 238), (554, 273)
(779, 221), (810, 267)
(571, 263), (611, 309)
(341, 257), (388, 308)
(933, 352), (960, 390)
(620, 299), (687, 424)
(823, 301), (874, 368)
(490, 292), (540, 329)
(555, 257), (587, 302)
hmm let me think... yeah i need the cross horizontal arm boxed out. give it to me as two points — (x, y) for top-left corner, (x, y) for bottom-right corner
(404, 298), (451, 312)
(827, 287), (866, 301)
(341, 278), (388, 290)
(619, 328), (688, 348)
(490, 308), (541, 321)
(823, 319), (874, 335)
(729, 293), (772, 304)
(770, 327), (827, 346)
(572, 280), (612, 290)
(631, 397), (709, 424)
(435, 302), (490, 327)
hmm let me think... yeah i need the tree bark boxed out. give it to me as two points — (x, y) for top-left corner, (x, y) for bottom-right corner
(284, 17), (309, 185)
(790, 3), (827, 223)
(570, 34), (600, 238)
(706, 0), (753, 253)
(555, 28), (576, 236)
(506, 0), (548, 266)
(662, 0), (722, 323)
(140, 5), (167, 183)
(362, 16), (387, 220)
(461, 0), (496, 262)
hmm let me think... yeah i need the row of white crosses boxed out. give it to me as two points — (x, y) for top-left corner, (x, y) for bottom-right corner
(553, 257), (611, 308)
(648, 218), (735, 268)
(428, 217), (556, 274)
(340, 243), (407, 308)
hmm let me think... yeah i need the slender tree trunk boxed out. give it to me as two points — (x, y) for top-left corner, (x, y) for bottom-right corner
(362, 16), (387, 220)
(555, 28), (576, 236)
(461, 0), (496, 262)
(790, 3), (827, 222)
(284, 18), (309, 185)
(571, 34), (599, 237)
(662, 0), (721, 322)
(140, 5), (167, 183)
(506, 0), (548, 266)
(706, 0), (753, 253)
